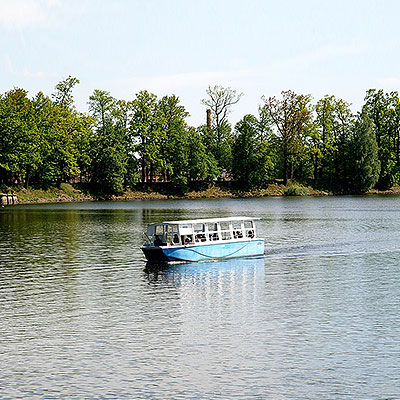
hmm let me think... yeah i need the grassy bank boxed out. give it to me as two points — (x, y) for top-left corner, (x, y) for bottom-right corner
(1, 182), (333, 205)
(5, 181), (400, 205)
(366, 185), (400, 195)
(5, 183), (93, 204)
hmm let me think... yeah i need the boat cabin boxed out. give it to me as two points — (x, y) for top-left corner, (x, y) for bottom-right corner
(144, 217), (258, 247)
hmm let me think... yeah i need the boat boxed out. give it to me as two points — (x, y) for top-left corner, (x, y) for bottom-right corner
(141, 217), (265, 262)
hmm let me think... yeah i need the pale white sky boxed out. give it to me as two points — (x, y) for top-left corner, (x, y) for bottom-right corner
(1, 0), (400, 127)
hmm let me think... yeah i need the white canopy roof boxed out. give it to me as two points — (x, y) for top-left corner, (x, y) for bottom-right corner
(149, 216), (260, 226)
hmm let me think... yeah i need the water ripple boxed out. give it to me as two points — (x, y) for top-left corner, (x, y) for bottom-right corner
(1, 197), (400, 399)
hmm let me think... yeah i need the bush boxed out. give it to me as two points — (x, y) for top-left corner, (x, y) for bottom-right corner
(59, 183), (77, 197)
(284, 184), (309, 196)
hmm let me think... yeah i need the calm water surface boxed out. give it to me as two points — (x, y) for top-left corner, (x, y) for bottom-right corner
(1, 196), (400, 399)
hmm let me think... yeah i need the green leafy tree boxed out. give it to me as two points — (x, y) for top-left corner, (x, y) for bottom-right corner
(330, 97), (354, 186)
(157, 94), (189, 189)
(52, 76), (80, 109)
(261, 90), (312, 185)
(188, 128), (219, 183)
(32, 88), (92, 188)
(0, 88), (41, 187)
(362, 89), (399, 188)
(312, 96), (336, 184)
(74, 113), (95, 183)
(348, 111), (380, 192)
(88, 90), (128, 194)
(113, 99), (138, 188)
(88, 89), (116, 133)
(36, 98), (72, 186)
(310, 95), (353, 188)
(386, 92), (400, 182)
(91, 134), (127, 194)
(129, 91), (161, 183)
(232, 114), (274, 188)
(44, 76), (93, 187)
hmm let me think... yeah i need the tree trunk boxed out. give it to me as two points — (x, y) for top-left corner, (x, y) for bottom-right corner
(25, 173), (30, 189)
(283, 148), (288, 186)
(141, 157), (146, 183)
(298, 160), (303, 180)
(0, 166), (4, 185)
(149, 162), (154, 183)
(314, 155), (318, 186)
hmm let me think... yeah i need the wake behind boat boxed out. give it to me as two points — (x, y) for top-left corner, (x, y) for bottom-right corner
(141, 216), (265, 262)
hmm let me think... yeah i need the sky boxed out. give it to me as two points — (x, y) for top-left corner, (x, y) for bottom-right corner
(1, 0), (400, 127)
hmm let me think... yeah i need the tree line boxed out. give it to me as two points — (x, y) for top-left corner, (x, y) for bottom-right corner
(0, 76), (399, 194)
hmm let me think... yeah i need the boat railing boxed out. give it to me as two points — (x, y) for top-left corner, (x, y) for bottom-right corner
(144, 219), (257, 247)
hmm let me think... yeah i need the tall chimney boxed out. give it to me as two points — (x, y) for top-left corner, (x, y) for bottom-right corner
(206, 109), (212, 131)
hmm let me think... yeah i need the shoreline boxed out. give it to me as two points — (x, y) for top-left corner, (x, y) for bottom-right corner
(3, 183), (400, 205)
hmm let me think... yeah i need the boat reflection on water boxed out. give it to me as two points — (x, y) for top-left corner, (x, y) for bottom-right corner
(144, 257), (266, 319)
(144, 256), (265, 285)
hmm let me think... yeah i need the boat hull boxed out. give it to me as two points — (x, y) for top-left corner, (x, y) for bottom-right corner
(141, 239), (265, 262)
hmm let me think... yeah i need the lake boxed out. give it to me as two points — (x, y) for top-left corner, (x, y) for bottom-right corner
(1, 196), (400, 399)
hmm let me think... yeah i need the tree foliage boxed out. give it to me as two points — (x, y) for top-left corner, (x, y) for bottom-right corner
(362, 89), (400, 188)
(261, 90), (313, 185)
(348, 111), (380, 192)
(232, 114), (274, 188)
(89, 90), (132, 194)
(52, 76), (80, 109)
(310, 95), (353, 187)
(0, 79), (398, 195)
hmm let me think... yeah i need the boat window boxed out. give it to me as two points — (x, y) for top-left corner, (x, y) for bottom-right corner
(154, 235), (163, 246)
(146, 234), (154, 245)
(220, 222), (229, 231)
(179, 224), (193, 235)
(182, 234), (194, 244)
(172, 233), (180, 244)
(246, 229), (255, 238)
(244, 221), (255, 238)
(167, 224), (178, 233)
(207, 223), (218, 232)
(195, 233), (207, 242)
(155, 225), (165, 234)
(209, 232), (219, 241)
(193, 223), (205, 233)
(207, 223), (219, 241)
(221, 231), (231, 240)
(233, 229), (243, 239)
(220, 221), (231, 240)
(232, 221), (242, 230)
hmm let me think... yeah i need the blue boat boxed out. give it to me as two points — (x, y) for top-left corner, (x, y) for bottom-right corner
(141, 217), (265, 262)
